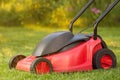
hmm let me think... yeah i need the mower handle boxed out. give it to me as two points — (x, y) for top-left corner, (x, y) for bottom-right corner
(93, 0), (120, 40)
(69, 0), (94, 32)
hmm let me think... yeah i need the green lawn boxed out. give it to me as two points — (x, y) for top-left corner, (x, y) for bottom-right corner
(0, 26), (120, 80)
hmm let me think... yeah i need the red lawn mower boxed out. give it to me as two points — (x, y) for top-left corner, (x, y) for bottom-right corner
(9, 0), (119, 74)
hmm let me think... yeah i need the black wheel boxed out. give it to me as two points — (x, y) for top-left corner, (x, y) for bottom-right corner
(30, 57), (53, 74)
(9, 54), (26, 69)
(93, 49), (116, 69)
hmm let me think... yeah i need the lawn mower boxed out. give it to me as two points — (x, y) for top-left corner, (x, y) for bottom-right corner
(9, 0), (119, 74)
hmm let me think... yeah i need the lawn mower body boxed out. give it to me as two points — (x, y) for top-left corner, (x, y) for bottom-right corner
(15, 33), (102, 73)
(9, 0), (119, 74)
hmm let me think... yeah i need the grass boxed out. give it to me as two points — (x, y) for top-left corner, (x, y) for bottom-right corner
(0, 26), (120, 80)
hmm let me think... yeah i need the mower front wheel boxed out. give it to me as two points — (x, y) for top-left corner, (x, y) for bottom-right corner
(93, 49), (116, 69)
(30, 57), (53, 74)
(9, 54), (26, 69)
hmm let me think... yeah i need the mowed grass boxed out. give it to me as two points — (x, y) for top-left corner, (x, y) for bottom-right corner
(0, 26), (120, 80)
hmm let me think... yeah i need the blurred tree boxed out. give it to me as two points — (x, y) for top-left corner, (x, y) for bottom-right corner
(0, 0), (119, 27)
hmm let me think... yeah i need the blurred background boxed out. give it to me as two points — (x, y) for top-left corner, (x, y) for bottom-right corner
(0, 0), (120, 29)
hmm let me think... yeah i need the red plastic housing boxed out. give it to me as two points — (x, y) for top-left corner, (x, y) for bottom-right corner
(16, 37), (102, 73)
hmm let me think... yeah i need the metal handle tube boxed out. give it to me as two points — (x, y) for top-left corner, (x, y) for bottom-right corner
(69, 0), (94, 32)
(93, 0), (120, 40)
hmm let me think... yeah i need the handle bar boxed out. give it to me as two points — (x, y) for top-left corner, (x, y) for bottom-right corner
(69, 0), (94, 32)
(93, 0), (120, 40)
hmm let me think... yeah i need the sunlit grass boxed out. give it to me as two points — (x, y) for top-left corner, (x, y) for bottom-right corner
(24, 24), (64, 32)
(0, 26), (120, 80)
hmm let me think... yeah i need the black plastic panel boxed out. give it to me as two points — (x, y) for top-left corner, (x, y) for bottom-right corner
(32, 31), (91, 56)
(32, 31), (74, 56)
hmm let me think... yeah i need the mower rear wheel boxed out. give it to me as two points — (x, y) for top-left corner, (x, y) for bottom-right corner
(30, 57), (53, 74)
(9, 54), (26, 69)
(93, 49), (116, 69)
